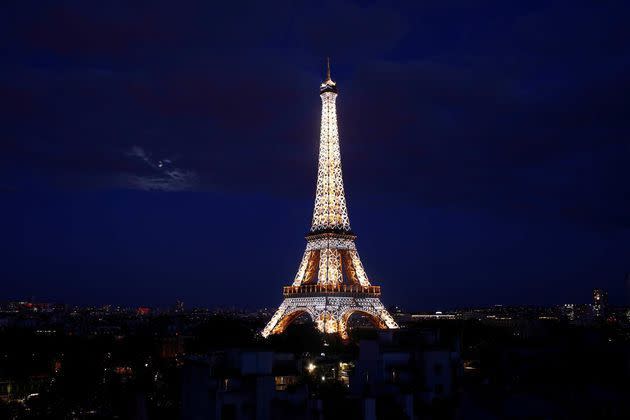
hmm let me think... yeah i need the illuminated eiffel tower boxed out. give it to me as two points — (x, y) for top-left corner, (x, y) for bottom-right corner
(262, 60), (398, 339)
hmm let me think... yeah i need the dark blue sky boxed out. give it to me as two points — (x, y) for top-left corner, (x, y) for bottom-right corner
(1, 1), (629, 309)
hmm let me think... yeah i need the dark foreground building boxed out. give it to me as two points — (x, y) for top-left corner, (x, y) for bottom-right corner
(180, 328), (462, 420)
(1, 302), (629, 419)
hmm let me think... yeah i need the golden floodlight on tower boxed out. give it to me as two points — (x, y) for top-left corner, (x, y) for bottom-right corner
(262, 60), (399, 339)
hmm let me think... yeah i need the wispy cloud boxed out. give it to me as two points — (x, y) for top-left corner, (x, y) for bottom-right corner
(124, 146), (197, 191)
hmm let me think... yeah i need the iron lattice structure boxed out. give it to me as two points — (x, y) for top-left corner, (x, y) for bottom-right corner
(262, 62), (398, 339)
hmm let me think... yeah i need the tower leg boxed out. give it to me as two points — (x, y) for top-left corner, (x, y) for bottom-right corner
(261, 300), (290, 338)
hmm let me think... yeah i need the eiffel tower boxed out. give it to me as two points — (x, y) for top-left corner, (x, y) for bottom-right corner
(262, 60), (398, 340)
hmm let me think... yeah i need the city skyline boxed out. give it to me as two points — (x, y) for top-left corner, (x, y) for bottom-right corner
(2, 1), (629, 309)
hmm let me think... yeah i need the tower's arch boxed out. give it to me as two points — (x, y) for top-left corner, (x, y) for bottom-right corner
(338, 308), (387, 338)
(341, 308), (387, 328)
(270, 308), (315, 335)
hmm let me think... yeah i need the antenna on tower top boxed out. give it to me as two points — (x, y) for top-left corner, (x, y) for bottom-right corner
(320, 57), (337, 93)
(326, 57), (331, 81)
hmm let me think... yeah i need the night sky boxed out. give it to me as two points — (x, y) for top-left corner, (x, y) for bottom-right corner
(1, 1), (629, 310)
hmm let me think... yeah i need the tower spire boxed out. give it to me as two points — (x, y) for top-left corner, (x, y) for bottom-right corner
(326, 57), (331, 81)
(320, 57), (337, 94)
(313, 57), (347, 233)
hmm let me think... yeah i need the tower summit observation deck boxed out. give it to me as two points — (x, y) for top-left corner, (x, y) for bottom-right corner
(262, 60), (398, 339)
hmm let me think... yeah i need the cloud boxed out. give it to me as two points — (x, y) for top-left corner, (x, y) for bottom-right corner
(124, 146), (197, 192)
